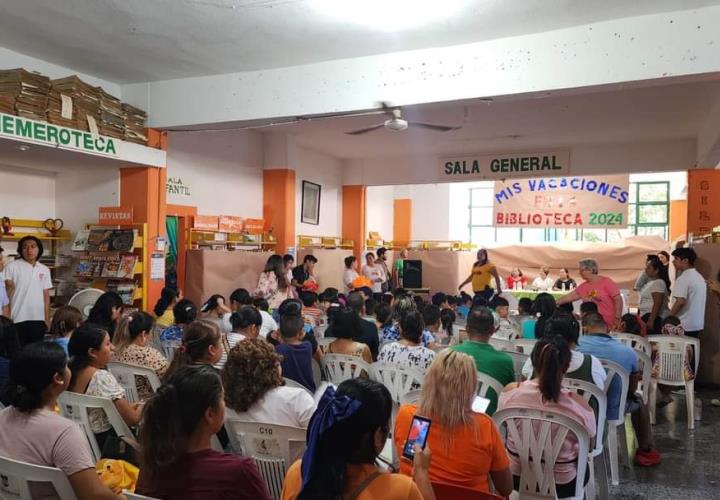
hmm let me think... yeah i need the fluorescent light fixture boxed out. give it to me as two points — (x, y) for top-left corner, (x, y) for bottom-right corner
(310, 0), (471, 31)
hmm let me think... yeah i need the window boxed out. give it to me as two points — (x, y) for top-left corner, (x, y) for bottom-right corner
(468, 181), (670, 245)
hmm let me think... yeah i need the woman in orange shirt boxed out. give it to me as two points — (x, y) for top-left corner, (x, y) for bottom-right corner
(394, 350), (513, 496)
(282, 378), (435, 500)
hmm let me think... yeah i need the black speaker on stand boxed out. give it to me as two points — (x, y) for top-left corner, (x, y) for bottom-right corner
(403, 259), (423, 289)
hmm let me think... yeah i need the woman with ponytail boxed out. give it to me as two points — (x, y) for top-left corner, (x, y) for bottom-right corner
(281, 378), (434, 500)
(136, 365), (271, 499)
(0, 342), (117, 499)
(153, 287), (181, 328)
(162, 320), (224, 381)
(68, 323), (143, 448)
(112, 311), (168, 400)
(498, 335), (596, 497)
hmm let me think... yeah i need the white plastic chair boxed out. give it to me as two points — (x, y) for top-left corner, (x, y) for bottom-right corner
(107, 361), (162, 403)
(320, 354), (375, 385)
(647, 335), (700, 430)
(159, 338), (181, 361)
(371, 363), (425, 404)
(514, 338), (537, 354)
(506, 351), (530, 380)
(489, 336), (515, 352)
(0, 455), (77, 500)
(57, 392), (136, 463)
(493, 408), (591, 500)
(400, 389), (422, 406)
(224, 419), (306, 500)
(563, 378), (608, 500)
(283, 377), (313, 396)
(611, 332), (651, 358)
(634, 351), (652, 405)
(476, 371), (504, 404)
(314, 323), (328, 338)
(600, 359), (630, 486)
(123, 491), (160, 500)
(316, 337), (334, 354)
(311, 359), (322, 389)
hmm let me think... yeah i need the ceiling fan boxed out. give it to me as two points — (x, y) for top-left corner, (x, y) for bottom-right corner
(344, 102), (461, 135)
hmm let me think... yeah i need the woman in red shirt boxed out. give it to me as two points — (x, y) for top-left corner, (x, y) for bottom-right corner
(506, 268), (527, 290)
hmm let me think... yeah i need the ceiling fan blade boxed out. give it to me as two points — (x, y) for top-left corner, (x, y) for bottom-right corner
(344, 123), (387, 135)
(409, 121), (462, 132)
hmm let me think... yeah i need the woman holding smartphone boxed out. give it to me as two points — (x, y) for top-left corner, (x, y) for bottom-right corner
(394, 350), (513, 496)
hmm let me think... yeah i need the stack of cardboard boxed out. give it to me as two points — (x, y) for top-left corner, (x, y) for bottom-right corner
(0, 68), (50, 120)
(47, 76), (99, 131)
(98, 88), (125, 139)
(122, 102), (148, 145)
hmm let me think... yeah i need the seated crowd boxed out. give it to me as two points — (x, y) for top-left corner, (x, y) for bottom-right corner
(1, 250), (700, 500)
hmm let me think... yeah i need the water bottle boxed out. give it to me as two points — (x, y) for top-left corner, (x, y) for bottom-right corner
(695, 398), (702, 421)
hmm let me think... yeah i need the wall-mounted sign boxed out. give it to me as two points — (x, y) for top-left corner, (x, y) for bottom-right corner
(244, 218), (265, 235)
(166, 177), (191, 197)
(440, 151), (570, 181)
(0, 112), (166, 167)
(192, 215), (219, 231)
(98, 206), (134, 225)
(493, 175), (629, 228)
(687, 170), (720, 235)
(218, 215), (243, 233)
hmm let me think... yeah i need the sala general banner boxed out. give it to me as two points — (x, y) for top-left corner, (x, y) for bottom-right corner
(493, 175), (630, 228)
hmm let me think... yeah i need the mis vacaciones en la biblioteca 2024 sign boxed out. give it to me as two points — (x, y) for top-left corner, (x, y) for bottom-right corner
(0, 112), (118, 155)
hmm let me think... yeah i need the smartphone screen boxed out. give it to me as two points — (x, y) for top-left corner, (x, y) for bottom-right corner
(402, 415), (432, 460)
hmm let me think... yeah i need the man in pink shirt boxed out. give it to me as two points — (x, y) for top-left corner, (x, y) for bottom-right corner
(556, 258), (623, 330)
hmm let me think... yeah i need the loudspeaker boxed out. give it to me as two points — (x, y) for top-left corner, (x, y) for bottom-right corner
(403, 259), (423, 289)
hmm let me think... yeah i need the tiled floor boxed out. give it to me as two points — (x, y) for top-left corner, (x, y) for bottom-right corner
(608, 388), (720, 499)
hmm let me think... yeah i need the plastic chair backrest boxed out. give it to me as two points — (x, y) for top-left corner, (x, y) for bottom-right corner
(316, 337), (334, 354)
(599, 359), (630, 425)
(159, 339), (181, 361)
(634, 351), (652, 404)
(476, 371), (504, 402)
(320, 354), (374, 384)
(505, 351), (530, 379)
(107, 361), (162, 403)
(314, 323), (328, 338)
(371, 363), (425, 404)
(57, 391), (135, 462)
(493, 408), (590, 500)
(513, 338), (537, 354)
(489, 337), (515, 352)
(150, 324), (165, 350)
(432, 481), (505, 500)
(400, 389), (422, 406)
(224, 419), (306, 500)
(0, 455), (77, 500)
(123, 490), (160, 500)
(311, 359), (322, 388)
(648, 335), (700, 385)
(611, 332), (651, 357)
(562, 377), (607, 457)
(283, 377), (314, 396)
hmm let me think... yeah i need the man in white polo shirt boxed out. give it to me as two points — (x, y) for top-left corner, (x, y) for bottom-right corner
(670, 247), (707, 338)
(4, 236), (53, 345)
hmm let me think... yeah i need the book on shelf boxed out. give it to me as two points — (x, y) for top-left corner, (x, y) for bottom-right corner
(72, 230), (90, 251)
(85, 229), (136, 252)
(75, 254), (137, 279)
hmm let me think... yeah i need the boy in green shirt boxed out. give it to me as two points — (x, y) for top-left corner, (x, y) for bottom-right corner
(451, 306), (515, 414)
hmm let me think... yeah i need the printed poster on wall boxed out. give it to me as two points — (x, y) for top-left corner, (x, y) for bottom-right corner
(493, 174), (630, 228)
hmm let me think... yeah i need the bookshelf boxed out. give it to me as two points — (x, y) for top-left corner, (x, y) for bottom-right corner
(71, 223), (148, 310)
(188, 228), (276, 251)
(0, 218), (73, 303)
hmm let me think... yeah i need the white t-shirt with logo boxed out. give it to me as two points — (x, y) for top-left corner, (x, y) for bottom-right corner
(4, 259), (53, 323)
(362, 264), (384, 293)
(672, 268), (707, 332)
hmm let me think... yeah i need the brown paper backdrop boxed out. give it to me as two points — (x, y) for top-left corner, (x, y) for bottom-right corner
(694, 244), (720, 385)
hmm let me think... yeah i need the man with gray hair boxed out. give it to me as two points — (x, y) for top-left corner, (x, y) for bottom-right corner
(557, 258), (623, 330)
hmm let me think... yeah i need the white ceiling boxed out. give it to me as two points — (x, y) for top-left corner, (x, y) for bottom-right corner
(1, 0), (718, 83)
(261, 80), (720, 159)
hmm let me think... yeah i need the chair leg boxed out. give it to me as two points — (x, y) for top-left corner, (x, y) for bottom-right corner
(607, 424), (619, 486)
(596, 451), (610, 500)
(648, 379), (657, 425)
(685, 380), (695, 430)
(586, 456), (597, 500)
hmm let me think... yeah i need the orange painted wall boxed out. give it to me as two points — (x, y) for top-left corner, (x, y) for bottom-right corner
(342, 185), (366, 260)
(263, 169), (296, 253)
(393, 199), (412, 245)
(669, 199), (687, 241)
(687, 169), (720, 235)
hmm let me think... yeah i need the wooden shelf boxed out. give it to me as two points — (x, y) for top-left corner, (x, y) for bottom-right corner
(1, 232), (72, 241)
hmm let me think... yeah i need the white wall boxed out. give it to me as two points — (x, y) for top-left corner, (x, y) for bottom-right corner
(409, 184), (450, 241)
(0, 47), (121, 96)
(166, 130), (263, 217)
(0, 164), (55, 220)
(366, 185), (394, 241)
(293, 146), (343, 237)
